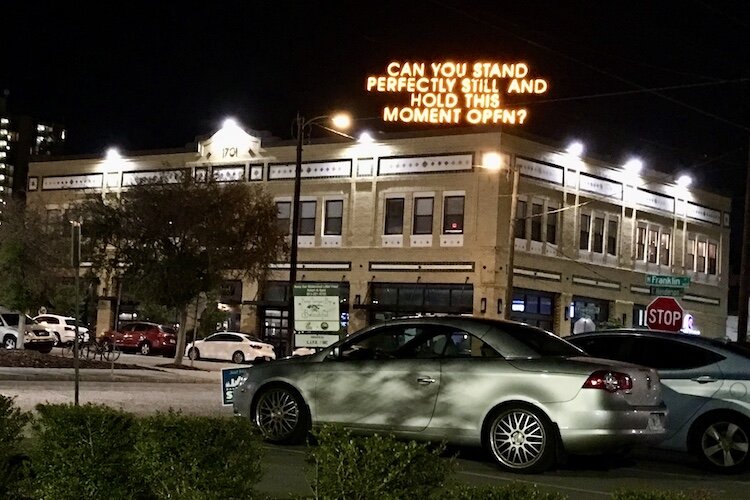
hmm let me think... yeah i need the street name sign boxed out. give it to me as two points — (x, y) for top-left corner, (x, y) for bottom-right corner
(645, 275), (691, 288)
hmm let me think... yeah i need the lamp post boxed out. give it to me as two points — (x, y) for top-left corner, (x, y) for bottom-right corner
(287, 112), (351, 356)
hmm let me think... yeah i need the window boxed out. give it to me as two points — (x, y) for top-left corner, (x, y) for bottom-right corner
(636, 227), (646, 260)
(708, 242), (717, 275)
(686, 238), (695, 270)
(413, 197), (434, 235)
(515, 200), (527, 239)
(324, 200), (343, 236)
(443, 195), (465, 234)
(697, 241), (706, 272)
(384, 198), (404, 235)
(275, 201), (291, 235)
(647, 229), (658, 263)
(299, 201), (316, 236)
(606, 219), (618, 256)
(592, 216), (604, 253)
(579, 214), (590, 250)
(546, 204), (558, 244)
(659, 232), (671, 266)
(531, 203), (543, 241)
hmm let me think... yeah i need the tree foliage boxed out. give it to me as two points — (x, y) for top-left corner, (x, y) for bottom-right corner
(77, 174), (288, 364)
(0, 199), (68, 339)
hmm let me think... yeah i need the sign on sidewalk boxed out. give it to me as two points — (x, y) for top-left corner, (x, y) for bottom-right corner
(221, 366), (253, 406)
(293, 284), (340, 348)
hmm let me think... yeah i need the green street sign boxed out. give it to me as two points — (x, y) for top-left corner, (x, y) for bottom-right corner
(650, 286), (684, 297)
(645, 275), (691, 288)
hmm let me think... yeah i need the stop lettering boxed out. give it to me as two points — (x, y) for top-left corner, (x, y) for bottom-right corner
(646, 297), (684, 332)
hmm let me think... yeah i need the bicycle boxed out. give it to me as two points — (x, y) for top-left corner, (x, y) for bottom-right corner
(61, 337), (87, 358)
(84, 337), (121, 362)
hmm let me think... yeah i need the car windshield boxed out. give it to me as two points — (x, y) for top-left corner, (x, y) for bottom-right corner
(493, 323), (584, 358)
(26, 315), (40, 325)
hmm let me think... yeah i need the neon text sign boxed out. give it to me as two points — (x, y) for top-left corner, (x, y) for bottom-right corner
(366, 61), (548, 125)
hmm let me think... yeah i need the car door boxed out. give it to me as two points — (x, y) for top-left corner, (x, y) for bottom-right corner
(212, 333), (238, 361)
(200, 334), (220, 359)
(120, 324), (140, 348)
(312, 323), (442, 433)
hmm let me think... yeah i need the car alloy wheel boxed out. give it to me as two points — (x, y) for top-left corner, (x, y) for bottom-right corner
(486, 405), (555, 473)
(3, 335), (16, 349)
(139, 342), (151, 355)
(232, 351), (245, 364)
(188, 347), (200, 361)
(254, 387), (307, 444)
(698, 417), (749, 473)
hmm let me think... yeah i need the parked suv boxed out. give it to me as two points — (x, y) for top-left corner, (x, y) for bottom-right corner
(34, 313), (90, 346)
(0, 310), (55, 353)
(104, 321), (177, 356)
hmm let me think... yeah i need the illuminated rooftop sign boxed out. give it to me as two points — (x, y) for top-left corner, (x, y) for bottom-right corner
(366, 61), (548, 125)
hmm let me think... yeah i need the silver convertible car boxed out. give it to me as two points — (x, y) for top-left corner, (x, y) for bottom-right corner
(233, 317), (666, 473)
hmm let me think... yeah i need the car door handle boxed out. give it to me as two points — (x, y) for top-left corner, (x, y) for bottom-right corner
(691, 376), (717, 384)
(416, 376), (436, 385)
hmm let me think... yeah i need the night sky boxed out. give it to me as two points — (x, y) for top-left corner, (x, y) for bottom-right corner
(2, 2), (748, 212)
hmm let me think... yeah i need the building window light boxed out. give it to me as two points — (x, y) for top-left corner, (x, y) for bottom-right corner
(0, 118), (8, 124)
(36, 124), (45, 132)
(0, 129), (6, 136)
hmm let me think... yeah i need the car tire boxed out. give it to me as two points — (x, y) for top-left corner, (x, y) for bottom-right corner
(188, 347), (200, 361)
(691, 413), (750, 473)
(139, 342), (152, 356)
(253, 385), (309, 445)
(38, 345), (53, 354)
(232, 351), (245, 364)
(484, 403), (556, 473)
(3, 335), (16, 350)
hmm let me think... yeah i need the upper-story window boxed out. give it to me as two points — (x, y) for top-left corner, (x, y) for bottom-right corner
(413, 197), (434, 235)
(324, 200), (343, 236)
(579, 214), (591, 250)
(515, 200), (527, 239)
(580, 211), (619, 256)
(636, 222), (670, 265)
(443, 195), (465, 234)
(276, 201), (291, 235)
(687, 235), (719, 275)
(299, 201), (316, 236)
(530, 202), (543, 241)
(516, 198), (558, 245)
(385, 198), (405, 235)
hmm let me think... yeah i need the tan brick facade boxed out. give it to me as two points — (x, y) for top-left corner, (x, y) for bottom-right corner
(28, 127), (731, 345)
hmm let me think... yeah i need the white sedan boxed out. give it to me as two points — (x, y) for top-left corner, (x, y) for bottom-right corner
(186, 332), (276, 364)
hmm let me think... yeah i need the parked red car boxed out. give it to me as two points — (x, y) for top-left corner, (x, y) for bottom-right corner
(104, 321), (177, 356)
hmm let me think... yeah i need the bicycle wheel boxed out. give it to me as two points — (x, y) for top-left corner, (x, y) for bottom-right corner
(83, 343), (98, 360)
(103, 343), (121, 361)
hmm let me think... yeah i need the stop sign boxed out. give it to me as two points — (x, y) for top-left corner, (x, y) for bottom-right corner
(646, 297), (684, 332)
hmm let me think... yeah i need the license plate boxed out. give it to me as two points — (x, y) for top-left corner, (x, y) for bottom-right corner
(647, 413), (665, 431)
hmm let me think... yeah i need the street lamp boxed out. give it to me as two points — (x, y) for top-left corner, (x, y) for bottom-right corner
(287, 112), (351, 355)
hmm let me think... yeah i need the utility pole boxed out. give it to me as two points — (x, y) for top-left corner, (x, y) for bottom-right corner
(71, 220), (81, 405)
(736, 136), (750, 344)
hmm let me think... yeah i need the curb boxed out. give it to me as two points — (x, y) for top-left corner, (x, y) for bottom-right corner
(0, 369), (217, 384)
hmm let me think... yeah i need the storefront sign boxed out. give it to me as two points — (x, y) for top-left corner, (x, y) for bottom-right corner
(366, 61), (549, 125)
(293, 284), (340, 334)
(221, 366), (253, 406)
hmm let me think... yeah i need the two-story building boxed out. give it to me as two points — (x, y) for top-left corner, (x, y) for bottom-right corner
(27, 123), (730, 352)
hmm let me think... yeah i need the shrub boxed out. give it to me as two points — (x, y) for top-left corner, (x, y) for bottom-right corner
(308, 425), (453, 500)
(132, 411), (264, 499)
(30, 403), (136, 500)
(435, 483), (567, 499)
(0, 395), (32, 498)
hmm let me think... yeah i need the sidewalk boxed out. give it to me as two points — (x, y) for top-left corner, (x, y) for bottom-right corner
(0, 366), (219, 383)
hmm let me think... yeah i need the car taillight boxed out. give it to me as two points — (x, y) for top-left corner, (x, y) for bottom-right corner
(582, 370), (633, 393)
